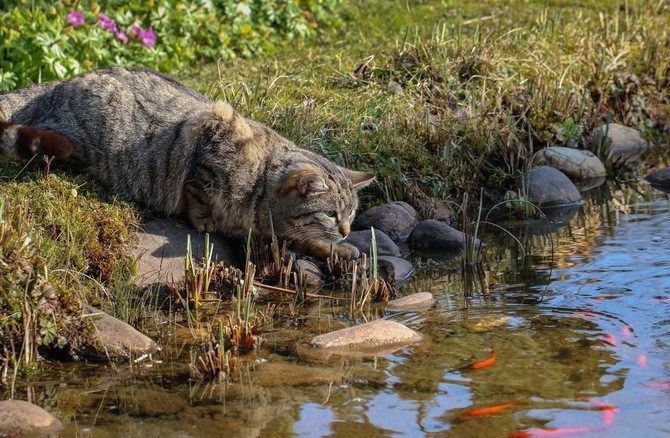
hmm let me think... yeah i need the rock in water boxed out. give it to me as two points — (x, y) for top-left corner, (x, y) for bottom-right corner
(353, 202), (418, 243)
(410, 220), (481, 251)
(376, 256), (414, 282)
(307, 319), (422, 355)
(534, 146), (606, 178)
(78, 306), (158, 360)
(0, 400), (64, 436)
(346, 229), (401, 256)
(646, 167), (670, 187)
(386, 292), (435, 311)
(523, 166), (581, 208)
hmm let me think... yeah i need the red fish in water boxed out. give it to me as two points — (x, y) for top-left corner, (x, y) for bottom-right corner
(620, 326), (631, 338)
(603, 334), (617, 347)
(471, 346), (495, 369)
(462, 401), (523, 417)
(637, 354), (649, 368)
(643, 381), (670, 388)
(588, 399), (619, 424)
(569, 311), (598, 320)
(508, 427), (603, 437)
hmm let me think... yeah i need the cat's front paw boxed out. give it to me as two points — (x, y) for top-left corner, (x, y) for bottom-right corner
(190, 216), (216, 233)
(332, 242), (360, 260)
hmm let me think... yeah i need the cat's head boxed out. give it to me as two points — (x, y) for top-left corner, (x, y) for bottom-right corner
(271, 163), (374, 244)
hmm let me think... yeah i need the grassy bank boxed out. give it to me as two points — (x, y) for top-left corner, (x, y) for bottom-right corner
(180, 0), (669, 209)
(1, 0), (668, 376)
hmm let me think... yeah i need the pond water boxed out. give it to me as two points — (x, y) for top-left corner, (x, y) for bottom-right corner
(8, 181), (670, 437)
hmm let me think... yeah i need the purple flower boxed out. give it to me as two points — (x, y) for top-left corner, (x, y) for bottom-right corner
(131, 25), (157, 49)
(97, 13), (117, 33)
(67, 10), (84, 27)
(116, 29), (128, 43)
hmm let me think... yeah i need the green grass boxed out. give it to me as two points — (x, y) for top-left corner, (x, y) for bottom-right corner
(1, 0), (668, 374)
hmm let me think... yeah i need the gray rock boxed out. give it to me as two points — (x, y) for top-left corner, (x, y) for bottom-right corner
(410, 220), (481, 251)
(307, 319), (422, 355)
(534, 146), (606, 178)
(345, 229), (401, 257)
(80, 306), (158, 360)
(0, 400), (64, 436)
(294, 259), (324, 291)
(572, 176), (606, 192)
(592, 123), (650, 163)
(376, 256), (414, 282)
(522, 166), (581, 208)
(386, 292), (435, 311)
(353, 202), (418, 243)
(646, 167), (670, 187)
(133, 218), (240, 287)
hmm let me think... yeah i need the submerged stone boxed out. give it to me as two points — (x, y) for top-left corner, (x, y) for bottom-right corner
(592, 123), (650, 163)
(646, 167), (670, 187)
(523, 166), (581, 208)
(533, 146), (606, 178)
(0, 400), (64, 436)
(251, 362), (345, 387)
(353, 201), (418, 243)
(79, 306), (158, 360)
(386, 292), (435, 311)
(410, 220), (481, 251)
(307, 319), (422, 355)
(346, 229), (401, 257)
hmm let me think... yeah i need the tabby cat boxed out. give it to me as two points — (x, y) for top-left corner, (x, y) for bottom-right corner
(0, 67), (374, 260)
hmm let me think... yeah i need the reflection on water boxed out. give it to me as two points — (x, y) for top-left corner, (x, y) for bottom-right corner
(5, 182), (670, 437)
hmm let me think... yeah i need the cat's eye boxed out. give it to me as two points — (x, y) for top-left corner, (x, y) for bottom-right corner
(325, 211), (337, 219)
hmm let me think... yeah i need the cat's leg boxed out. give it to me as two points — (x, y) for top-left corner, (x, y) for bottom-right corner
(291, 238), (360, 260)
(183, 180), (216, 233)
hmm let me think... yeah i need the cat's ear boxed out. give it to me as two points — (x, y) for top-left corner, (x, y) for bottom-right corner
(281, 168), (330, 196)
(345, 169), (375, 189)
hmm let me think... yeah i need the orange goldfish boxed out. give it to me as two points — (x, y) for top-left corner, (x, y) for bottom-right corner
(462, 401), (523, 417)
(588, 399), (619, 425)
(471, 345), (495, 369)
(508, 427), (603, 437)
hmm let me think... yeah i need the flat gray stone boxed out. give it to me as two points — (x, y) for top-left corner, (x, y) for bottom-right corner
(346, 229), (401, 257)
(592, 123), (650, 163)
(410, 220), (481, 251)
(80, 306), (158, 360)
(353, 201), (418, 243)
(387, 292), (435, 311)
(376, 255), (414, 282)
(133, 218), (239, 286)
(294, 259), (324, 291)
(534, 146), (606, 178)
(646, 167), (670, 186)
(523, 166), (581, 208)
(307, 319), (422, 355)
(0, 400), (63, 436)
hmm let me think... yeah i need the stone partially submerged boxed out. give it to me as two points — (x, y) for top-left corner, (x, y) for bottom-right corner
(646, 167), (670, 187)
(522, 166), (581, 208)
(306, 319), (422, 356)
(79, 306), (158, 360)
(0, 400), (64, 436)
(386, 292), (435, 311)
(410, 220), (481, 251)
(353, 201), (418, 243)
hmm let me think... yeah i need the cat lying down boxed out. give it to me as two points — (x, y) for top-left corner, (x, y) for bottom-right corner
(0, 67), (374, 260)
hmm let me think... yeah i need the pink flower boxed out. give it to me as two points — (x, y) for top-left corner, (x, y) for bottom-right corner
(97, 13), (117, 33)
(67, 10), (84, 27)
(131, 25), (157, 49)
(116, 29), (128, 43)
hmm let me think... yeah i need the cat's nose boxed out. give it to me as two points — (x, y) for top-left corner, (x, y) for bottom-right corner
(339, 222), (350, 238)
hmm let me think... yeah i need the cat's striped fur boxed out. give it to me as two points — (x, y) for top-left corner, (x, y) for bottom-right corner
(0, 67), (374, 259)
